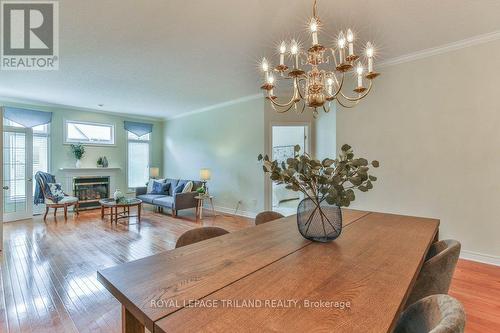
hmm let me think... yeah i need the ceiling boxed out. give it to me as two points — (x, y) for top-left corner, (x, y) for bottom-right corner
(1, 0), (500, 119)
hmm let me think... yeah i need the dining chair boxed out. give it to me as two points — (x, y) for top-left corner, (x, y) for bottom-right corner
(255, 211), (284, 225)
(405, 239), (461, 307)
(35, 171), (79, 221)
(394, 294), (465, 333)
(175, 227), (229, 248)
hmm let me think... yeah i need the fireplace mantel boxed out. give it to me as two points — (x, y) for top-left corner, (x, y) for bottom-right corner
(59, 167), (121, 171)
(57, 167), (122, 200)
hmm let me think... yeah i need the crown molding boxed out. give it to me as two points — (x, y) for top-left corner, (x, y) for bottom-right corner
(0, 95), (164, 121)
(379, 30), (500, 68)
(166, 94), (262, 121)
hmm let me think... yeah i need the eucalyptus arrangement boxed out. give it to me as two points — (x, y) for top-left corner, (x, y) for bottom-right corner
(258, 144), (379, 242)
(70, 144), (85, 168)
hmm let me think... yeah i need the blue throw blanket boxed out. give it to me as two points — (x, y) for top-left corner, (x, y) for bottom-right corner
(34, 171), (56, 205)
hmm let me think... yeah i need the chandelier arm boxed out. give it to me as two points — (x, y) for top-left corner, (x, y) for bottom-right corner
(336, 97), (360, 109)
(270, 100), (296, 113)
(266, 79), (299, 108)
(338, 80), (373, 102)
(330, 72), (345, 98)
(296, 78), (307, 100)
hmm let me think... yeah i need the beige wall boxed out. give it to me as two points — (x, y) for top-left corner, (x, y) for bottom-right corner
(163, 98), (265, 216)
(337, 39), (500, 262)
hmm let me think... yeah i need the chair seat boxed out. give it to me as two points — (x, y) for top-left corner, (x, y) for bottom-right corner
(45, 196), (78, 205)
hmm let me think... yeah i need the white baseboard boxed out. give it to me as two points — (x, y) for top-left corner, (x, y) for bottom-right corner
(210, 205), (257, 219)
(460, 250), (500, 267)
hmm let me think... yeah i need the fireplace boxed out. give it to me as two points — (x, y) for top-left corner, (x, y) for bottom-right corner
(73, 176), (110, 210)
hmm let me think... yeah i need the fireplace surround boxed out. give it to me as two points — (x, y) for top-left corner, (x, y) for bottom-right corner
(73, 176), (110, 210)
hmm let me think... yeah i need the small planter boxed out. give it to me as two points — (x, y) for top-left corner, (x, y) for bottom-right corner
(297, 198), (342, 242)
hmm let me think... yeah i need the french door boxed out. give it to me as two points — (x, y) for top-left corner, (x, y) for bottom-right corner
(2, 126), (33, 222)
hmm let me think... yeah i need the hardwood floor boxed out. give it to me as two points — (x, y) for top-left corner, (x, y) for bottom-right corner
(0, 207), (498, 333)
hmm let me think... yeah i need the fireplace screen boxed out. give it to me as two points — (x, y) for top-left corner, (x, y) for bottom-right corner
(73, 176), (110, 210)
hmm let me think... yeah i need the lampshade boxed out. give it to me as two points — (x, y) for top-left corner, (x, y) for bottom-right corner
(149, 167), (160, 178)
(200, 168), (211, 181)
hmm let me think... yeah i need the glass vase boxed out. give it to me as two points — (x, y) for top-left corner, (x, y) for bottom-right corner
(297, 197), (342, 242)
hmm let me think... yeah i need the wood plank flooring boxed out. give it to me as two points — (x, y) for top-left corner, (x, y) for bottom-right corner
(0, 207), (498, 333)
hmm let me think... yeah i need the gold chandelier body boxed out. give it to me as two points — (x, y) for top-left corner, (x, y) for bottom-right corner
(259, 0), (380, 116)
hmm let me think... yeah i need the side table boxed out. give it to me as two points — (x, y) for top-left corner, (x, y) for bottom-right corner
(194, 195), (216, 219)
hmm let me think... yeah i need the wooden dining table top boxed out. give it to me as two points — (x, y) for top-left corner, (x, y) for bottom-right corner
(97, 209), (439, 333)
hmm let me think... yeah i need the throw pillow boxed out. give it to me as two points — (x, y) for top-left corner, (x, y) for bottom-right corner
(48, 183), (65, 202)
(174, 183), (186, 194)
(147, 178), (165, 193)
(182, 181), (193, 193)
(151, 181), (170, 195)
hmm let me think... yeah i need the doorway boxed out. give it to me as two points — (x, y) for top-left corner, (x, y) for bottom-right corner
(2, 119), (50, 222)
(270, 124), (309, 216)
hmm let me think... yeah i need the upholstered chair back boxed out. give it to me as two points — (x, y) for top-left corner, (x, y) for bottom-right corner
(405, 239), (461, 307)
(175, 227), (229, 248)
(255, 211), (284, 225)
(395, 294), (465, 333)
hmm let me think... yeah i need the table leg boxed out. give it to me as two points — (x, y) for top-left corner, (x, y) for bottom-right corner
(210, 198), (216, 217)
(101, 205), (104, 219)
(122, 305), (145, 333)
(199, 201), (203, 219)
(138, 203), (141, 222)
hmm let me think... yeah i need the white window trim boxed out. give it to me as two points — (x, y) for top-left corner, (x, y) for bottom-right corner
(126, 133), (151, 189)
(63, 119), (116, 146)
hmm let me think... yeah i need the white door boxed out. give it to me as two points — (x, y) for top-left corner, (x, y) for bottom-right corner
(2, 126), (33, 222)
(271, 125), (310, 216)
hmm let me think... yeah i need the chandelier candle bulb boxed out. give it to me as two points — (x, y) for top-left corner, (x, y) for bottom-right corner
(291, 40), (299, 68)
(356, 63), (364, 87)
(310, 18), (319, 45)
(279, 42), (286, 65)
(366, 42), (374, 72)
(338, 32), (346, 63)
(347, 29), (354, 56)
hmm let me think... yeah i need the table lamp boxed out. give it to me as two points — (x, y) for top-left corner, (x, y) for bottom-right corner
(200, 168), (211, 195)
(149, 167), (160, 179)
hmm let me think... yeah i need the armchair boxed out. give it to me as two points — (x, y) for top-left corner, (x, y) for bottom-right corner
(34, 171), (79, 220)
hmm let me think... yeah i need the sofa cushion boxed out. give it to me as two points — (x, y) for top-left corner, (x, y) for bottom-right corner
(174, 180), (188, 194)
(151, 181), (170, 194)
(147, 178), (165, 193)
(164, 178), (179, 195)
(182, 181), (193, 193)
(152, 196), (174, 208)
(137, 194), (167, 204)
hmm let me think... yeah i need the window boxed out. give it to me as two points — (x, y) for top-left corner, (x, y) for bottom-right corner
(65, 120), (115, 145)
(127, 132), (150, 188)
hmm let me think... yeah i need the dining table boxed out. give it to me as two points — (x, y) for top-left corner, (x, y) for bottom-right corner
(97, 209), (439, 333)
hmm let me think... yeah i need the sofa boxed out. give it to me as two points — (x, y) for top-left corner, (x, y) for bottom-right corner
(136, 178), (203, 217)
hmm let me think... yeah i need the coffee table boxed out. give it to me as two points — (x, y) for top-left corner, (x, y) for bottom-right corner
(99, 198), (142, 224)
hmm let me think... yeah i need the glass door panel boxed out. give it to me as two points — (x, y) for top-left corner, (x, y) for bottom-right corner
(3, 128), (33, 222)
(271, 125), (309, 216)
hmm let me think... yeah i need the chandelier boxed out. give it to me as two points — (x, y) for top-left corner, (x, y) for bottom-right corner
(259, 0), (380, 117)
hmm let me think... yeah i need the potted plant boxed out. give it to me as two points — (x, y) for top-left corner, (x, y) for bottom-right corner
(70, 144), (85, 168)
(97, 156), (104, 167)
(258, 144), (379, 242)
